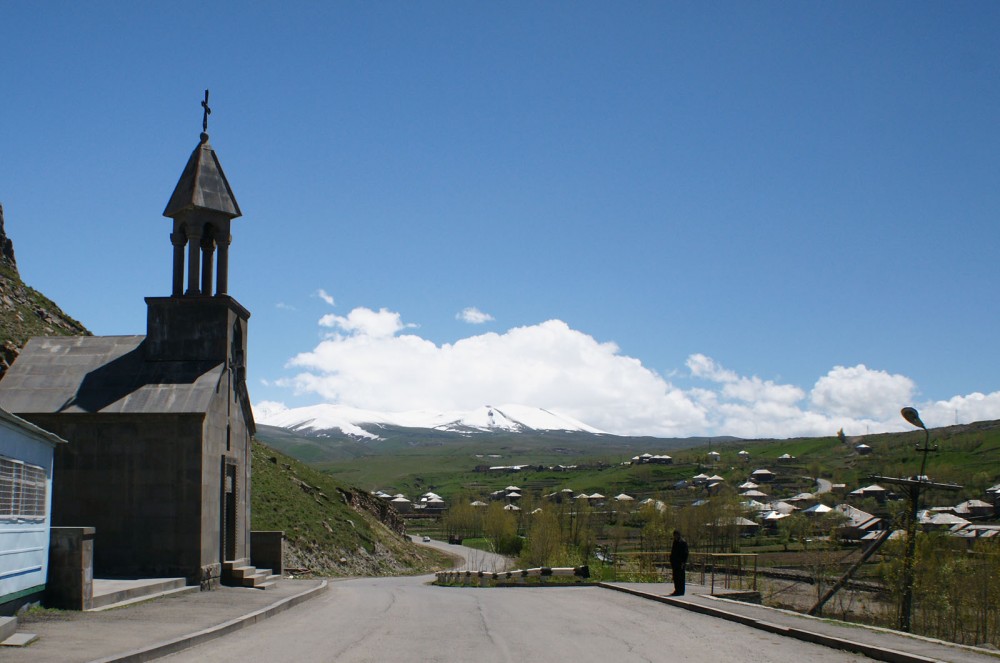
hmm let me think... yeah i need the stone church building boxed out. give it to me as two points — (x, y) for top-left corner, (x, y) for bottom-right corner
(0, 119), (255, 589)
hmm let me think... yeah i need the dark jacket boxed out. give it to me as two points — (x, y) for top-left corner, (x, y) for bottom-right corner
(670, 537), (689, 568)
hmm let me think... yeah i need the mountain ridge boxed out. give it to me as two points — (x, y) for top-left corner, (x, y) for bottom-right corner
(255, 402), (611, 440)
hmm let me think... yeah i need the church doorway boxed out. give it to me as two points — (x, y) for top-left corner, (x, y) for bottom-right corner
(222, 460), (238, 561)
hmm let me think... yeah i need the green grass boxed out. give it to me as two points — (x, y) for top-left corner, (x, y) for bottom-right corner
(457, 537), (494, 553)
(0, 263), (90, 346)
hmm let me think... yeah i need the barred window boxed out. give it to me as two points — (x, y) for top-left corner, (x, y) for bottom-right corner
(0, 457), (47, 520)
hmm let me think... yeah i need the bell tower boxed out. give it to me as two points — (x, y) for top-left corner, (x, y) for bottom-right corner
(145, 91), (250, 366)
(163, 89), (241, 298)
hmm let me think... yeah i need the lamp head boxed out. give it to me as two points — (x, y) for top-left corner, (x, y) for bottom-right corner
(901, 407), (926, 430)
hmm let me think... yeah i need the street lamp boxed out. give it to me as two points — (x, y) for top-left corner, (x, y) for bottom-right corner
(865, 408), (959, 633)
(898, 406), (933, 632)
(900, 406), (925, 430)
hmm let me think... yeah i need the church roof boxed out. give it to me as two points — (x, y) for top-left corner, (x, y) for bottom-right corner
(0, 336), (225, 416)
(163, 136), (242, 219)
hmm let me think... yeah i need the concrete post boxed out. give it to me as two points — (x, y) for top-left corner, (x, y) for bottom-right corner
(250, 531), (284, 575)
(46, 527), (95, 610)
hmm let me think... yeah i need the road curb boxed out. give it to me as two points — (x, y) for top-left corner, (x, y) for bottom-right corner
(598, 583), (941, 663)
(88, 580), (329, 663)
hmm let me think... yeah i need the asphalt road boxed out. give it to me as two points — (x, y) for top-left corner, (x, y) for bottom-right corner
(420, 537), (513, 572)
(813, 477), (833, 494)
(161, 541), (872, 663)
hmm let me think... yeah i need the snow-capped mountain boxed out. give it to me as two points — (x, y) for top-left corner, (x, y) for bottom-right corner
(254, 402), (608, 440)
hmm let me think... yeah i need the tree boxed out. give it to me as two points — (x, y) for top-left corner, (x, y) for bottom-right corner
(778, 514), (811, 551)
(520, 509), (564, 567)
(443, 498), (481, 540)
(483, 502), (519, 555)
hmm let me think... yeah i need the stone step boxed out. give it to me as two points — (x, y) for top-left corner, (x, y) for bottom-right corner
(228, 565), (261, 581)
(240, 569), (279, 589)
(222, 558), (250, 573)
(255, 575), (281, 590)
(87, 585), (198, 612)
(0, 632), (39, 648)
(89, 577), (190, 610)
(0, 616), (17, 643)
(222, 560), (280, 589)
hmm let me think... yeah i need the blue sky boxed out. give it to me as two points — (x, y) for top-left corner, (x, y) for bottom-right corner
(3, 2), (999, 437)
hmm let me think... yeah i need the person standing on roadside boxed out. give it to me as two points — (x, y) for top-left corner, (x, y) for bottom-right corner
(669, 529), (689, 596)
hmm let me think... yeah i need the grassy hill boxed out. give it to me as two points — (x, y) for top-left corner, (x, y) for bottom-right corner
(0, 260), (90, 376)
(250, 439), (454, 575)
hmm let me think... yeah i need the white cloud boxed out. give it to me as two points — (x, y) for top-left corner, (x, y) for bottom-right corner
(687, 354), (738, 383)
(318, 307), (411, 338)
(689, 354), (803, 405)
(253, 400), (289, 420)
(809, 365), (915, 420)
(922, 392), (1000, 428)
(316, 289), (335, 306)
(275, 302), (296, 311)
(272, 307), (1000, 438)
(457, 307), (494, 324)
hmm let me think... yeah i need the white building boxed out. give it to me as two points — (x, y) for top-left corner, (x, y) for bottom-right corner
(1, 408), (66, 614)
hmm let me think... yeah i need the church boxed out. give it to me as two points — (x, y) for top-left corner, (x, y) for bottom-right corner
(0, 99), (255, 589)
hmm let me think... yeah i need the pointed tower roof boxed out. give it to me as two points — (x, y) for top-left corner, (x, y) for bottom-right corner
(163, 133), (242, 219)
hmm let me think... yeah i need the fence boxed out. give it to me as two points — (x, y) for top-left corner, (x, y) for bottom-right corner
(610, 551), (758, 594)
(690, 553), (758, 593)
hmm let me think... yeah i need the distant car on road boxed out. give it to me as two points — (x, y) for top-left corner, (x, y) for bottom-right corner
(422, 536), (431, 542)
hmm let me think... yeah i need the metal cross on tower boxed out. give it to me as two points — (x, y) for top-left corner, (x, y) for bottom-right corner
(201, 89), (212, 133)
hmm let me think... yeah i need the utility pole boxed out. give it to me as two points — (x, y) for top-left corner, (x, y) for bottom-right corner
(870, 407), (960, 633)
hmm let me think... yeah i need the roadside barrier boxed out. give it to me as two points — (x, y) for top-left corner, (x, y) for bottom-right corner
(435, 565), (590, 587)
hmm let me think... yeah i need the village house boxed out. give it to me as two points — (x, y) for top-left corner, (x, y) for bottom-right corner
(917, 509), (970, 532)
(834, 504), (884, 541)
(848, 483), (889, 504)
(630, 453), (672, 465)
(953, 499), (994, 519)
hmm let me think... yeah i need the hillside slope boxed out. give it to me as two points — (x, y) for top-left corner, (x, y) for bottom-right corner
(250, 439), (452, 576)
(0, 204), (90, 375)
